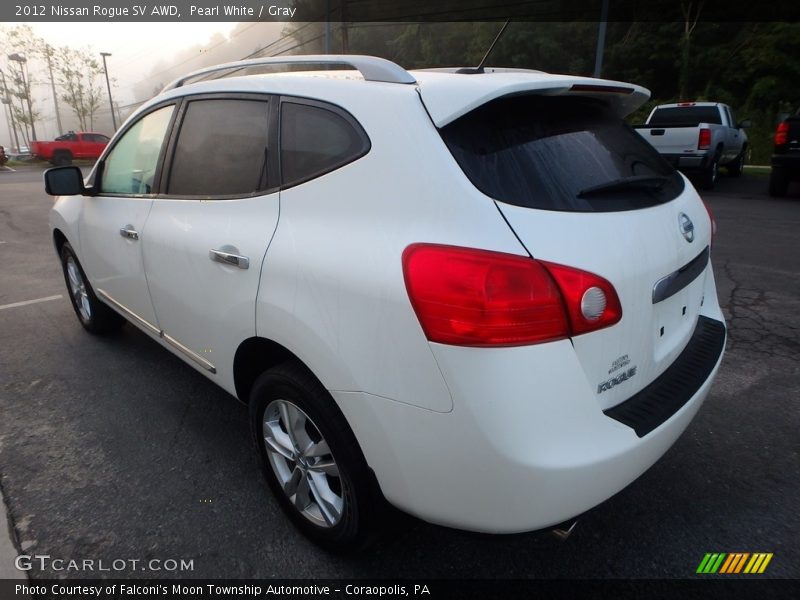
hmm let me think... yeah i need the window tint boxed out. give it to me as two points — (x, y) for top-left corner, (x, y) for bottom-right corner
(649, 106), (722, 126)
(168, 99), (270, 196)
(100, 104), (174, 195)
(56, 133), (78, 141)
(441, 96), (684, 213)
(280, 101), (368, 187)
(84, 134), (110, 143)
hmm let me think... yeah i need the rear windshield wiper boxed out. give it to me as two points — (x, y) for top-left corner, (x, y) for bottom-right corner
(578, 175), (668, 198)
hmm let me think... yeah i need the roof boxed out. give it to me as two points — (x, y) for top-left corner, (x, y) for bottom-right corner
(154, 55), (650, 128)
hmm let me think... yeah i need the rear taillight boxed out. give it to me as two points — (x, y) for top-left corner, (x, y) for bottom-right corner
(402, 244), (621, 347)
(698, 128), (712, 150)
(703, 201), (717, 247)
(775, 121), (789, 148)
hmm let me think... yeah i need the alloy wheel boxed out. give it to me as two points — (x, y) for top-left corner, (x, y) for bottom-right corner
(262, 399), (344, 528)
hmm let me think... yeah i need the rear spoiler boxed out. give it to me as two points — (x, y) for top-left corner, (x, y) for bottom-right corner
(414, 72), (650, 127)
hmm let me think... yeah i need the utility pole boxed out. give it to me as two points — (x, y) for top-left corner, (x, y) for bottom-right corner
(340, 0), (349, 54)
(8, 53), (37, 141)
(324, 0), (331, 54)
(593, 0), (609, 78)
(100, 52), (117, 131)
(0, 69), (21, 152)
(45, 45), (63, 135)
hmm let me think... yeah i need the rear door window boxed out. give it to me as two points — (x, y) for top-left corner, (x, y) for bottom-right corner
(280, 100), (369, 188)
(167, 98), (271, 197)
(441, 95), (684, 212)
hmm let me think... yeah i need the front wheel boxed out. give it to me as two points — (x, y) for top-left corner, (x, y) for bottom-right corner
(727, 147), (746, 177)
(250, 361), (383, 550)
(60, 242), (125, 334)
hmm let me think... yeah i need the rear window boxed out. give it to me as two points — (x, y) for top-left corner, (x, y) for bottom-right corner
(441, 96), (684, 212)
(649, 106), (722, 126)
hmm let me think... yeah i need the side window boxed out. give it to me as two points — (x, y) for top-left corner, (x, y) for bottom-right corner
(100, 105), (174, 195)
(280, 101), (369, 187)
(167, 98), (270, 196)
(727, 107), (737, 127)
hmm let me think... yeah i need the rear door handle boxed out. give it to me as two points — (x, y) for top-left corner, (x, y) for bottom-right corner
(119, 226), (139, 240)
(209, 248), (249, 270)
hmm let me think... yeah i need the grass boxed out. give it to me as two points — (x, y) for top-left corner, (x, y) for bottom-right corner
(743, 165), (771, 178)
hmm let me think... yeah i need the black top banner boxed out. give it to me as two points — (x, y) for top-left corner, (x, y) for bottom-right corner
(2, 0), (800, 23)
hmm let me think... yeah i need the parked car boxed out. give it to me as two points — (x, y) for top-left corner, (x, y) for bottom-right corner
(768, 110), (800, 197)
(635, 102), (749, 189)
(31, 131), (110, 165)
(44, 56), (726, 549)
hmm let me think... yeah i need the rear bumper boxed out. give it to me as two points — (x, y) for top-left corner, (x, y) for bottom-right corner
(661, 153), (711, 171)
(770, 154), (800, 180)
(335, 294), (726, 534)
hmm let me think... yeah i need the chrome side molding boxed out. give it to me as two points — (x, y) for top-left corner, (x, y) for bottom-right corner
(96, 288), (216, 374)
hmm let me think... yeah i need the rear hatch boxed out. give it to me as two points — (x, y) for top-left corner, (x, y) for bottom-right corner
(431, 91), (713, 410)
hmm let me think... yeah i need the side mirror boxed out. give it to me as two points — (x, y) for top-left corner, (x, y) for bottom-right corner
(738, 119), (752, 129)
(44, 166), (88, 196)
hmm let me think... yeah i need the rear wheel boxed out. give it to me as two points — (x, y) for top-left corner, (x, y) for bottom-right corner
(768, 169), (789, 197)
(698, 153), (720, 190)
(60, 243), (125, 334)
(52, 150), (73, 166)
(250, 361), (382, 550)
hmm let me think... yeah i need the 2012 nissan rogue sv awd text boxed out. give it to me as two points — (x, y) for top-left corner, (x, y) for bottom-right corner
(44, 55), (727, 549)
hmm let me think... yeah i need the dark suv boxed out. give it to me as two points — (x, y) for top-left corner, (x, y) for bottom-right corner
(769, 111), (800, 196)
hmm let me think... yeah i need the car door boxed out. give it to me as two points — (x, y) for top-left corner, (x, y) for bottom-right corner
(141, 94), (279, 392)
(79, 103), (176, 335)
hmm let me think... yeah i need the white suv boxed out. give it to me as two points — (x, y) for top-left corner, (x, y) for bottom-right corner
(45, 55), (726, 549)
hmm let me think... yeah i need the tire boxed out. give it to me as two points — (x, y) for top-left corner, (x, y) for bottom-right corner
(727, 146), (746, 177)
(249, 361), (382, 550)
(768, 169), (789, 197)
(52, 151), (73, 166)
(60, 242), (125, 334)
(698, 154), (720, 190)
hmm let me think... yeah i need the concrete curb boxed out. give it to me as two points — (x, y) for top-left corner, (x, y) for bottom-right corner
(0, 481), (25, 580)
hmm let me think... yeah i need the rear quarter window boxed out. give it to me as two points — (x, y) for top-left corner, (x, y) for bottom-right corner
(280, 100), (369, 188)
(441, 95), (684, 212)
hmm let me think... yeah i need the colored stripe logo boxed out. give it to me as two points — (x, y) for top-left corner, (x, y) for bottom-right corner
(696, 553), (773, 574)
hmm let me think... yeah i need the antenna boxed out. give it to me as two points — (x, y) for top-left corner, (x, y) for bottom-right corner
(457, 20), (511, 75)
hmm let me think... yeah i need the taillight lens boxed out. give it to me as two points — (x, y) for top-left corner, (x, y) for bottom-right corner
(703, 201), (717, 246)
(775, 121), (789, 148)
(402, 244), (621, 347)
(539, 261), (622, 336)
(698, 128), (712, 150)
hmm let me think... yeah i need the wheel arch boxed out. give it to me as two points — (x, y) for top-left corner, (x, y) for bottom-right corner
(53, 228), (69, 256)
(233, 336), (312, 404)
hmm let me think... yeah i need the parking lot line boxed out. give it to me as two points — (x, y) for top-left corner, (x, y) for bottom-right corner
(0, 295), (62, 311)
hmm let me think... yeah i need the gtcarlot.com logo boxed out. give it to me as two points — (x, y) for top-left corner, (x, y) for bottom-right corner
(15, 554), (194, 572)
(696, 552), (774, 574)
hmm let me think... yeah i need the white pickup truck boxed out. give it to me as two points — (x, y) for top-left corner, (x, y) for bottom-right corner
(635, 102), (750, 190)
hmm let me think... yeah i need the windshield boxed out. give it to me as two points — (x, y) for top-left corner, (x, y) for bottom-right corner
(440, 95), (684, 212)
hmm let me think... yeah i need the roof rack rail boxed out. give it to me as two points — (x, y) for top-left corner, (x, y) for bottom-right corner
(415, 67), (545, 75)
(162, 55), (416, 91)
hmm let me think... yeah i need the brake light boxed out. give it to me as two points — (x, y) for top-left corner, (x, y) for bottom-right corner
(703, 201), (717, 247)
(775, 121), (789, 148)
(402, 244), (621, 347)
(678, 101), (696, 106)
(698, 128), (712, 150)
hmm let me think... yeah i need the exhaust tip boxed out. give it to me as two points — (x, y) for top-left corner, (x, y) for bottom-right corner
(551, 519), (578, 541)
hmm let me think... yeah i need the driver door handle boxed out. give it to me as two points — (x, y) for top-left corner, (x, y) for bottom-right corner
(119, 226), (139, 241)
(209, 248), (250, 270)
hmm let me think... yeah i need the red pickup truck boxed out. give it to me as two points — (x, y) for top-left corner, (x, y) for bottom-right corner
(31, 131), (110, 165)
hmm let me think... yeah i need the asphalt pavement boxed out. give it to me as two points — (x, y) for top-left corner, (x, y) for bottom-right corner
(0, 166), (798, 580)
